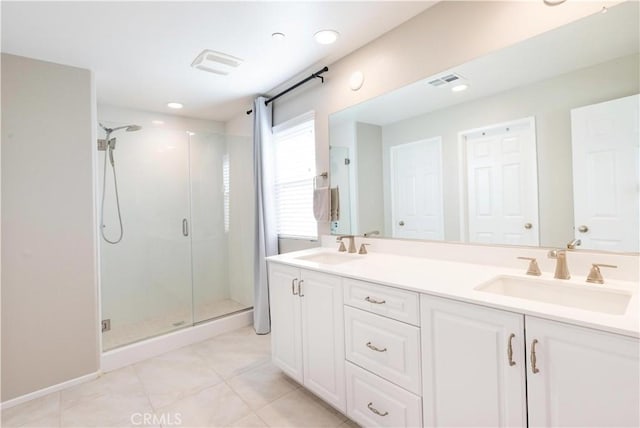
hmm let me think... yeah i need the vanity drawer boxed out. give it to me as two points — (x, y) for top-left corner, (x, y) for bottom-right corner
(344, 306), (421, 394)
(343, 278), (420, 326)
(346, 361), (422, 428)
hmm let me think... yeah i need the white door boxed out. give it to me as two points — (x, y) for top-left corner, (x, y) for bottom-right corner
(300, 270), (346, 412)
(571, 94), (639, 252)
(390, 138), (444, 240)
(421, 295), (527, 427)
(268, 263), (303, 383)
(463, 117), (539, 245)
(526, 316), (639, 427)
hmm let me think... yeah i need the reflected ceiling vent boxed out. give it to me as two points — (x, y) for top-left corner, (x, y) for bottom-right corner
(427, 73), (463, 87)
(191, 50), (243, 75)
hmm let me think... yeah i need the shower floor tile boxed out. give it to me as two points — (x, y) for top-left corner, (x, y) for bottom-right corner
(102, 299), (251, 351)
(1, 326), (357, 428)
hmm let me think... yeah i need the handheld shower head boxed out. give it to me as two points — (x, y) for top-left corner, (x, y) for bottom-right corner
(99, 123), (142, 135)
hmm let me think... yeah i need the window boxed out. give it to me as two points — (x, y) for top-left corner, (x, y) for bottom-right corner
(272, 113), (317, 239)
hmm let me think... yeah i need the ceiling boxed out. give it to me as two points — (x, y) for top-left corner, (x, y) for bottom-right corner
(1, 1), (435, 122)
(331, 1), (639, 126)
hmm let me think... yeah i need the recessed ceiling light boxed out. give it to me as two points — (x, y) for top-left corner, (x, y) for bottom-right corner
(543, 0), (567, 5)
(272, 32), (286, 40)
(451, 84), (469, 92)
(314, 30), (339, 45)
(152, 120), (164, 125)
(167, 102), (183, 109)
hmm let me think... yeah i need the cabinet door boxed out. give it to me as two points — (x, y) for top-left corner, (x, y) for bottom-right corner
(526, 316), (639, 427)
(421, 295), (527, 427)
(300, 269), (346, 412)
(268, 263), (303, 383)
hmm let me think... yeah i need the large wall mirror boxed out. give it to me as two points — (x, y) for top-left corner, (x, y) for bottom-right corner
(329, 1), (639, 253)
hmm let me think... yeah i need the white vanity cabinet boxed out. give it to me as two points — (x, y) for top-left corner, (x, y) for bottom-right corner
(420, 295), (527, 427)
(420, 295), (640, 428)
(526, 316), (640, 428)
(268, 263), (346, 412)
(343, 279), (423, 427)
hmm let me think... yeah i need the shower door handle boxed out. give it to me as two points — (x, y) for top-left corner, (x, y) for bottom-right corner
(182, 219), (189, 237)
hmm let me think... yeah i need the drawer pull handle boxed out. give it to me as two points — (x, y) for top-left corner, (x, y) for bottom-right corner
(530, 339), (540, 374)
(507, 333), (516, 366)
(291, 279), (298, 295)
(367, 402), (389, 417)
(366, 342), (387, 352)
(299, 280), (305, 297)
(365, 296), (386, 304)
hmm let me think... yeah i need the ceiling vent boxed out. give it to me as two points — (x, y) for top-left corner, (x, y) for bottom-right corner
(191, 50), (243, 75)
(427, 73), (463, 87)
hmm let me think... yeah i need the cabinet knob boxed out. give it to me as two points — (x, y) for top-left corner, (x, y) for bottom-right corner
(367, 402), (389, 417)
(530, 339), (540, 374)
(578, 225), (589, 233)
(507, 333), (516, 366)
(366, 341), (387, 353)
(398, 220), (405, 226)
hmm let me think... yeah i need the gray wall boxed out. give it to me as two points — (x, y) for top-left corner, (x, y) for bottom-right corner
(356, 123), (384, 234)
(1, 54), (98, 400)
(381, 54), (639, 247)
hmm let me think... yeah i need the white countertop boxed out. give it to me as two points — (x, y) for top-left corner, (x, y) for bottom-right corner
(267, 247), (640, 338)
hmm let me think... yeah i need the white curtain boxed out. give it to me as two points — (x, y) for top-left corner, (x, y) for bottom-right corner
(253, 96), (277, 334)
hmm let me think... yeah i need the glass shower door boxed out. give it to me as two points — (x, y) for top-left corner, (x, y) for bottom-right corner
(190, 132), (253, 323)
(100, 125), (193, 350)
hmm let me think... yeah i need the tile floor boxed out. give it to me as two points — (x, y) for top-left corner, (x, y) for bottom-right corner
(1, 327), (359, 428)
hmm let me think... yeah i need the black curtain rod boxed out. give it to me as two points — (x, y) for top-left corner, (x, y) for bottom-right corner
(246, 66), (329, 115)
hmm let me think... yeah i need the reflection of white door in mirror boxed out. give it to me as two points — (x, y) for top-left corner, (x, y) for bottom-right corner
(461, 117), (539, 246)
(390, 138), (444, 240)
(571, 94), (639, 252)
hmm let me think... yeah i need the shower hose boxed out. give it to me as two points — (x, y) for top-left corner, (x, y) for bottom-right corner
(100, 144), (124, 244)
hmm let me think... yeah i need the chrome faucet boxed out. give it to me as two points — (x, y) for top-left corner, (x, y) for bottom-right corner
(336, 235), (357, 253)
(567, 239), (581, 249)
(548, 249), (570, 280)
(363, 230), (380, 238)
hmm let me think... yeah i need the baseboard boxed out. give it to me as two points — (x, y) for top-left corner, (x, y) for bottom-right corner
(100, 309), (253, 372)
(1, 371), (99, 410)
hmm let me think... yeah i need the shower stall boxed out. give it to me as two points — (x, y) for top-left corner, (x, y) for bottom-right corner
(97, 108), (254, 351)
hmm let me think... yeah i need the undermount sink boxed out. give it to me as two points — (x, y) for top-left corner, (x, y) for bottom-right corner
(475, 275), (631, 315)
(295, 252), (361, 265)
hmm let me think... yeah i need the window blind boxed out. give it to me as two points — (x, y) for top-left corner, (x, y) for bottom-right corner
(273, 118), (317, 239)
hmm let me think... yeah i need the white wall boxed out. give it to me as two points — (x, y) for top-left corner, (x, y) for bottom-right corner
(381, 54), (639, 247)
(1, 54), (98, 400)
(226, 0), (619, 243)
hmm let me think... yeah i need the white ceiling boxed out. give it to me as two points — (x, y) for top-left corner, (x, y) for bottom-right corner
(331, 1), (639, 127)
(1, 1), (435, 122)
